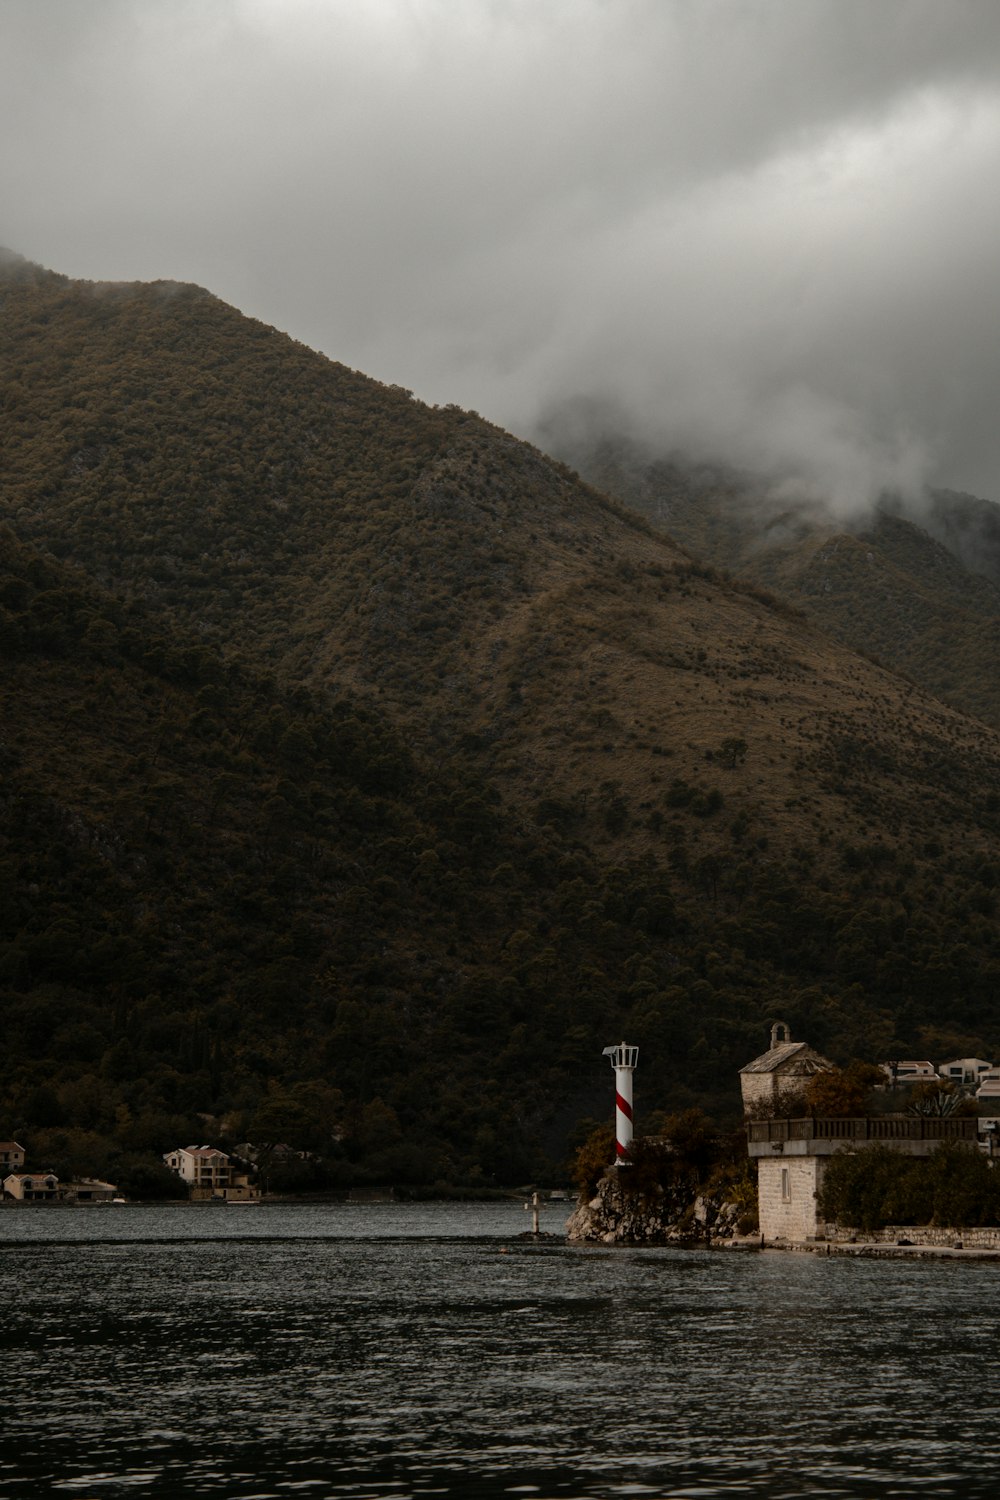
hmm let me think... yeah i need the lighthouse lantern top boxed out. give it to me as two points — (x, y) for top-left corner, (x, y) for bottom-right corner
(602, 1042), (638, 1070)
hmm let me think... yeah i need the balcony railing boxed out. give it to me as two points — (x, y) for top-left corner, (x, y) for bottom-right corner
(747, 1116), (979, 1145)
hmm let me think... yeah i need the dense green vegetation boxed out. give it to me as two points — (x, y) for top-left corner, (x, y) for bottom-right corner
(819, 1144), (1000, 1231)
(4, 257), (1000, 1191)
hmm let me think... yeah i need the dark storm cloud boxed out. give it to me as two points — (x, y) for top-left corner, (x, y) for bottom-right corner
(4, 0), (1000, 506)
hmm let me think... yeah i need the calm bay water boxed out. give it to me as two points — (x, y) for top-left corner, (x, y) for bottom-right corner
(2, 1202), (999, 1498)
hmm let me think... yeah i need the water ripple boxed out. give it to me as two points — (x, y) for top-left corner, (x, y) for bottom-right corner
(3, 1204), (1000, 1496)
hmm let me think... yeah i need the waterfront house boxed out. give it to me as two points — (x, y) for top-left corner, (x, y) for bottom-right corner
(164, 1145), (232, 1197)
(746, 1113), (980, 1242)
(3, 1171), (59, 1201)
(163, 1145), (259, 1200)
(0, 1141), (25, 1174)
(62, 1178), (119, 1203)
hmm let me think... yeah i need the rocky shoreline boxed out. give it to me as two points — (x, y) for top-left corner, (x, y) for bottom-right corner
(563, 1174), (1000, 1262)
(565, 1171), (749, 1246)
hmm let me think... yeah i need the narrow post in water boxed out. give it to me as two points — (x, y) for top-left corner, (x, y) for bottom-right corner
(602, 1041), (638, 1162)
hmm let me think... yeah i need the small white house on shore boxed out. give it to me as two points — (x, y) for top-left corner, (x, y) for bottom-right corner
(3, 1171), (59, 1201)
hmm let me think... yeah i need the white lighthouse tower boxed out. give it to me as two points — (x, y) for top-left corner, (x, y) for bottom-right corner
(602, 1041), (638, 1162)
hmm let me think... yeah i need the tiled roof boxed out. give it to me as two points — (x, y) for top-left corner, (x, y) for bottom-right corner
(740, 1041), (822, 1074)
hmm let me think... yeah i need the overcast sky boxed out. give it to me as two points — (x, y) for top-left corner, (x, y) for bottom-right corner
(4, 0), (1000, 508)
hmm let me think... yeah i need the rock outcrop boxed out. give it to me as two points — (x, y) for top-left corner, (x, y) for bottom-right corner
(565, 1170), (751, 1245)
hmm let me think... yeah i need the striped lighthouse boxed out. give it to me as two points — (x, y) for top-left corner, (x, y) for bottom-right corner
(602, 1041), (638, 1162)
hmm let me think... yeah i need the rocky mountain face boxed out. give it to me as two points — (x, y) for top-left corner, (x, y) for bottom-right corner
(3, 257), (1000, 1187)
(543, 422), (1000, 731)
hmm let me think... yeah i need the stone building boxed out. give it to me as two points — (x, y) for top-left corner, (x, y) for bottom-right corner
(747, 1114), (981, 1242)
(741, 1025), (982, 1242)
(738, 1022), (833, 1116)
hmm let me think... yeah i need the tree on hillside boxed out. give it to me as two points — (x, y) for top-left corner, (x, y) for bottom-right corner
(717, 737), (748, 768)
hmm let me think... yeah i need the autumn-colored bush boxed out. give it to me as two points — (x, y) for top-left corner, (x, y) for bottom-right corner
(804, 1062), (885, 1117)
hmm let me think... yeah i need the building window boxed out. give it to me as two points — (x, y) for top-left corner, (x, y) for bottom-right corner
(781, 1167), (791, 1202)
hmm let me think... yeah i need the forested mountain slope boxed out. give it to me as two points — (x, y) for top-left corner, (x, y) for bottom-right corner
(2, 524), (663, 1186)
(3, 257), (1000, 1187)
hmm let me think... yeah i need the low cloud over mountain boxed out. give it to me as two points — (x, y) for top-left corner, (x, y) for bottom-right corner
(5, 2), (1000, 509)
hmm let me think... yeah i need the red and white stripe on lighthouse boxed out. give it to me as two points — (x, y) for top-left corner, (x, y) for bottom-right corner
(602, 1041), (638, 1161)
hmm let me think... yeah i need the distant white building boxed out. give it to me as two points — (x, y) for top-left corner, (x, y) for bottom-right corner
(975, 1070), (1000, 1100)
(164, 1145), (232, 1194)
(939, 1058), (994, 1086)
(879, 1061), (938, 1085)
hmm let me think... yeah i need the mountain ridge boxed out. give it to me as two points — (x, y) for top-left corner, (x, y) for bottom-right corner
(3, 259), (1000, 1186)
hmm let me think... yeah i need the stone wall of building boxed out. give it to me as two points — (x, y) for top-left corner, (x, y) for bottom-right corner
(757, 1157), (824, 1241)
(739, 1073), (776, 1115)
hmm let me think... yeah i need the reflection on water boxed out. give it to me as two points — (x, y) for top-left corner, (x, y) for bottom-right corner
(2, 1203), (999, 1497)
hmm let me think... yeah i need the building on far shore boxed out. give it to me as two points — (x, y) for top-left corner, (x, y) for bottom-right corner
(163, 1145), (259, 1201)
(3, 1171), (59, 1201)
(62, 1179), (119, 1204)
(0, 1142), (25, 1175)
(878, 1061), (938, 1086)
(2, 1169), (122, 1204)
(939, 1057), (994, 1087)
